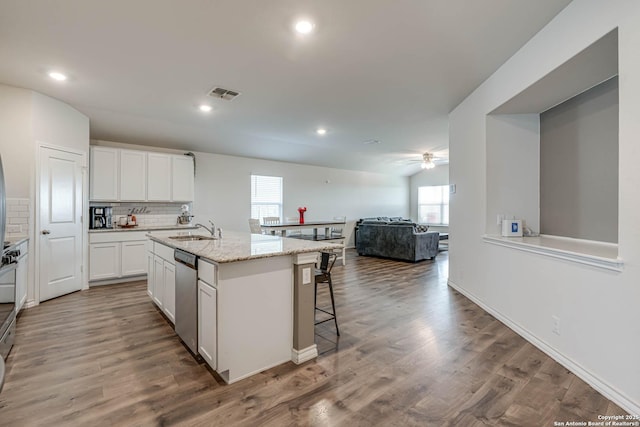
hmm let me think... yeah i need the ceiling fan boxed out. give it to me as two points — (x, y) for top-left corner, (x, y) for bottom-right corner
(406, 152), (447, 169)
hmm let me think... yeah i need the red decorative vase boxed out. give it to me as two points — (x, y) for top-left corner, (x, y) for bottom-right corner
(297, 207), (307, 224)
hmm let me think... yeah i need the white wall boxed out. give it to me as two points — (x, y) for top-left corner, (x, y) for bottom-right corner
(0, 85), (33, 198)
(409, 164), (449, 232)
(486, 114), (540, 234)
(0, 83), (89, 306)
(194, 152), (409, 246)
(449, 0), (640, 414)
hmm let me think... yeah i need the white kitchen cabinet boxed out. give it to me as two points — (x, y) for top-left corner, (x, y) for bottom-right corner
(89, 147), (194, 202)
(171, 155), (195, 202)
(198, 279), (217, 369)
(119, 149), (147, 201)
(147, 251), (155, 298)
(121, 241), (147, 276)
(89, 242), (121, 281)
(147, 153), (172, 201)
(90, 146), (119, 201)
(89, 231), (148, 284)
(147, 241), (176, 324)
(153, 255), (164, 308)
(15, 240), (28, 313)
(163, 262), (176, 323)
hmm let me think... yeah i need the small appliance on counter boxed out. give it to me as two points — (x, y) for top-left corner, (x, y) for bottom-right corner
(501, 219), (523, 237)
(90, 206), (112, 229)
(177, 204), (194, 225)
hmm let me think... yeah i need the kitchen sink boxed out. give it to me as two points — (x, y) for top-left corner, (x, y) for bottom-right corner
(169, 235), (217, 241)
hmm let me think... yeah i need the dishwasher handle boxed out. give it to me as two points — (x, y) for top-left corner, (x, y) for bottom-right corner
(174, 249), (197, 269)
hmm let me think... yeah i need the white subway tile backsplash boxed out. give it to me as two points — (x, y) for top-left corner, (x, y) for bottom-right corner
(6, 198), (30, 238)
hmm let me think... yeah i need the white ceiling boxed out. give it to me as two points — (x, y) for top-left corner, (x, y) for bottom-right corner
(0, 0), (572, 176)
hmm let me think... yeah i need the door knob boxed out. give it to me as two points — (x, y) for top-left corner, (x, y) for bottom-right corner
(41, 230), (51, 235)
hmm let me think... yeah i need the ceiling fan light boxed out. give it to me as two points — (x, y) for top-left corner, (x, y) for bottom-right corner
(425, 161), (436, 169)
(421, 162), (427, 169)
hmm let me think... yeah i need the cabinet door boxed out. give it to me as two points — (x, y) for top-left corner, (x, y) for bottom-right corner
(120, 150), (147, 201)
(147, 153), (171, 201)
(171, 155), (195, 202)
(121, 240), (147, 276)
(147, 251), (155, 298)
(90, 147), (119, 200)
(16, 254), (28, 313)
(198, 280), (217, 369)
(89, 243), (121, 281)
(153, 255), (164, 307)
(163, 261), (176, 324)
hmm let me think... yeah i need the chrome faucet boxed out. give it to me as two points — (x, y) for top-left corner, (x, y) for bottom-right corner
(195, 220), (215, 236)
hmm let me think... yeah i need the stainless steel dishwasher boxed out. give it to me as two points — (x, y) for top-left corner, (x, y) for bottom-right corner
(174, 249), (198, 355)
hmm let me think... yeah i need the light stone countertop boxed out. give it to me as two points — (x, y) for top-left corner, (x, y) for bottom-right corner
(89, 224), (198, 233)
(148, 230), (343, 264)
(5, 236), (28, 248)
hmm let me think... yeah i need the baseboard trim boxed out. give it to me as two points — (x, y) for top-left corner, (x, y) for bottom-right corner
(447, 279), (640, 416)
(291, 345), (318, 365)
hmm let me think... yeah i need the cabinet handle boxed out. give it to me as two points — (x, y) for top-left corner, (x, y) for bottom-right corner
(41, 230), (51, 235)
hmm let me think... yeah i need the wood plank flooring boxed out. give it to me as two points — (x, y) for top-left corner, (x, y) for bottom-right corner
(0, 250), (629, 426)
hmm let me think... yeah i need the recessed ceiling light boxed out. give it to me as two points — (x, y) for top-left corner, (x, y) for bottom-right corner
(295, 20), (314, 34)
(316, 128), (327, 135)
(48, 71), (67, 81)
(199, 105), (212, 112)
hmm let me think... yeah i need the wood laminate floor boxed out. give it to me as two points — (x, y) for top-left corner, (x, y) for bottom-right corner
(0, 250), (629, 426)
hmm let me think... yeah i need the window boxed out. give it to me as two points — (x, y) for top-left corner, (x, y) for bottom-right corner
(251, 175), (283, 221)
(418, 185), (449, 225)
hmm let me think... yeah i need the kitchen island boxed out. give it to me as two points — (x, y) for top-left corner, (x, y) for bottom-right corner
(148, 230), (342, 384)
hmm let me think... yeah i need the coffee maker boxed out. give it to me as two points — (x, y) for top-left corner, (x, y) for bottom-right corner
(90, 207), (112, 229)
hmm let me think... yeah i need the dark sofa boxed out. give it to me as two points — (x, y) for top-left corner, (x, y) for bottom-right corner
(355, 219), (439, 262)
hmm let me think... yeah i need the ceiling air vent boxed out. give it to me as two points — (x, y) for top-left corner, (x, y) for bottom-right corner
(207, 87), (241, 101)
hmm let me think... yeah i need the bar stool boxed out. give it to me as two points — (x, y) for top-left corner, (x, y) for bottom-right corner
(314, 252), (340, 335)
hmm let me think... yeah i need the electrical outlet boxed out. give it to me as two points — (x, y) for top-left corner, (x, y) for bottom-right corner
(552, 315), (561, 335)
(302, 267), (311, 285)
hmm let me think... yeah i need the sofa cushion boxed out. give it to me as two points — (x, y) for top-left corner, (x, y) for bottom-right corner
(414, 224), (429, 233)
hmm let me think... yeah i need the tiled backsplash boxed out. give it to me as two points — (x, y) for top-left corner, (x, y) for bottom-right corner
(6, 198), (30, 238)
(92, 203), (191, 227)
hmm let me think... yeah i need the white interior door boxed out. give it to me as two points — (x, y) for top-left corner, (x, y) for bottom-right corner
(39, 147), (83, 302)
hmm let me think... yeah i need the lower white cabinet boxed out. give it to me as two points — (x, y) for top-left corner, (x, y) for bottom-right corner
(89, 231), (148, 283)
(121, 241), (147, 276)
(147, 241), (176, 324)
(198, 279), (217, 369)
(15, 240), (28, 313)
(89, 242), (121, 281)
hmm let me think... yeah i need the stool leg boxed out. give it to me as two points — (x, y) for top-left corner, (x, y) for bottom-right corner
(327, 276), (340, 336)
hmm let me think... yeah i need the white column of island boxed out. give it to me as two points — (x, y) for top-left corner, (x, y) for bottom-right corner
(147, 230), (342, 384)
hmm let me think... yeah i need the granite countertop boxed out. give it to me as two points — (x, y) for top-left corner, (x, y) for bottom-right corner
(5, 236), (29, 247)
(89, 224), (198, 233)
(149, 230), (343, 264)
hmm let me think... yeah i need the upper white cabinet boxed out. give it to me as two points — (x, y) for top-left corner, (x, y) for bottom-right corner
(147, 153), (172, 201)
(89, 147), (194, 202)
(172, 155), (195, 202)
(119, 149), (147, 201)
(90, 147), (119, 200)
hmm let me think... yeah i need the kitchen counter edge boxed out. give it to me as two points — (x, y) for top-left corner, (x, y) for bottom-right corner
(148, 233), (342, 264)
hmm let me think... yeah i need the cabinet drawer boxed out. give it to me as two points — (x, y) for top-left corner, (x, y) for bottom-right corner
(154, 242), (175, 263)
(198, 259), (216, 287)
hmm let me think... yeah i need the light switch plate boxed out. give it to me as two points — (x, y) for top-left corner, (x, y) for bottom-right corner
(302, 267), (311, 284)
